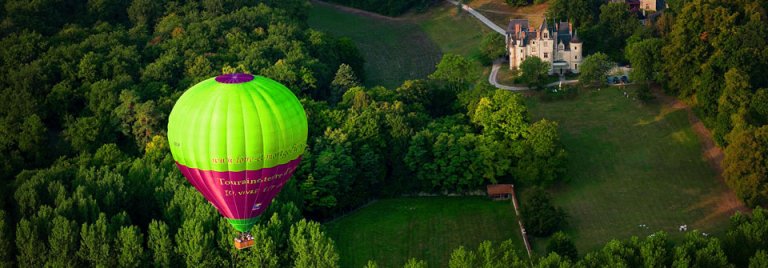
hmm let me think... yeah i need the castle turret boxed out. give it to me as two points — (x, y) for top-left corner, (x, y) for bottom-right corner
(571, 30), (582, 73)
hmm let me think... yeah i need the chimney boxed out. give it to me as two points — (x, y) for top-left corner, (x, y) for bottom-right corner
(515, 23), (520, 34)
(569, 20), (573, 35)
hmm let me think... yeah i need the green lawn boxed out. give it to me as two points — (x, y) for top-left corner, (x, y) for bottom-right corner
(308, 3), (442, 89)
(526, 86), (738, 253)
(414, 3), (490, 58)
(325, 197), (523, 267)
(308, 2), (490, 89)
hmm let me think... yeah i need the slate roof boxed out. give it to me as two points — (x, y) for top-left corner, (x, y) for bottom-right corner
(507, 18), (577, 50)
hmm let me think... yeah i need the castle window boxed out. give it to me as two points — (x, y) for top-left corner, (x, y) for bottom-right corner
(575, 55), (578, 59)
(574, 46), (578, 50)
(544, 52), (548, 59)
(575, 64), (578, 70)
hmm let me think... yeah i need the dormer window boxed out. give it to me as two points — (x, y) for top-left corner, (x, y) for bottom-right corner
(543, 33), (548, 38)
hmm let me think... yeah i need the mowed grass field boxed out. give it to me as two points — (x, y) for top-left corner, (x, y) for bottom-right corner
(526, 86), (740, 253)
(467, 0), (549, 30)
(413, 3), (490, 58)
(308, 3), (442, 88)
(308, 2), (489, 88)
(325, 197), (523, 267)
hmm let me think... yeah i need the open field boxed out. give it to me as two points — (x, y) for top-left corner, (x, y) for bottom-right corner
(325, 197), (524, 267)
(308, 2), (442, 88)
(412, 3), (490, 58)
(467, 0), (549, 30)
(309, 1), (490, 89)
(526, 86), (744, 253)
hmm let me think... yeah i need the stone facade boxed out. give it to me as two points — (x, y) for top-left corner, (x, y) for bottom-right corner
(640, 0), (664, 11)
(506, 19), (582, 75)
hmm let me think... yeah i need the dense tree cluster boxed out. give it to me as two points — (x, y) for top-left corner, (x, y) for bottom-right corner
(635, 0), (768, 207)
(478, 32), (506, 66)
(0, 0), (571, 264)
(556, 0), (768, 207)
(578, 52), (615, 86)
(0, 0), (359, 267)
(518, 56), (551, 89)
(521, 187), (567, 236)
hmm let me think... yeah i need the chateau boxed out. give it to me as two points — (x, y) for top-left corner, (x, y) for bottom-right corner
(506, 19), (582, 75)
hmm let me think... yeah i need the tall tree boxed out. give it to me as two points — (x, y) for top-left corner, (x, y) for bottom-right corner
(77, 213), (113, 267)
(47, 216), (79, 268)
(723, 207), (768, 267)
(16, 218), (45, 268)
(116, 225), (145, 268)
(723, 126), (768, 207)
(579, 52), (615, 86)
(750, 251), (768, 268)
(147, 220), (173, 268)
(538, 252), (573, 267)
(448, 246), (476, 268)
(519, 56), (550, 89)
(521, 187), (567, 236)
(640, 232), (673, 267)
(625, 38), (663, 83)
(472, 90), (529, 142)
(0, 210), (11, 268)
(547, 231), (578, 261)
(242, 226), (279, 268)
(714, 68), (752, 145)
(547, 0), (602, 28)
(672, 232), (729, 268)
(402, 258), (428, 268)
(516, 119), (567, 186)
(479, 33), (506, 65)
(175, 219), (218, 268)
(429, 54), (475, 92)
(289, 219), (339, 268)
(330, 64), (361, 104)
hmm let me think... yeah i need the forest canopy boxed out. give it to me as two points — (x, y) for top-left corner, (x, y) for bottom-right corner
(0, 0), (570, 267)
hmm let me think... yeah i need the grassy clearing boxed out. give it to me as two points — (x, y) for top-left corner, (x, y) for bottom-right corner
(467, 0), (549, 30)
(412, 3), (490, 58)
(325, 197), (524, 268)
(308, 3), (442, 88)
(526, 86), (737, 253)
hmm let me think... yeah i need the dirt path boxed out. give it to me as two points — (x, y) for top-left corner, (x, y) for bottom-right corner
(651, 86), (749, 216)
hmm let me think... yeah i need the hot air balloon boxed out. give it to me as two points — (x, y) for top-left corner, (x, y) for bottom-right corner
(167, 73), (308, 249)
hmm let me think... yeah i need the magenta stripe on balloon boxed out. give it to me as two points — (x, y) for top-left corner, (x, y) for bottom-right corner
(175, 157), (302, 219)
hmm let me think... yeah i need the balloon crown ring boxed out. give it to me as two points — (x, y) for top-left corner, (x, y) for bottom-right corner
(216, 73), (254, 84)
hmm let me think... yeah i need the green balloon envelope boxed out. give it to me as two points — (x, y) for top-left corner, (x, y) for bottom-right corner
(167, 73), (307, 232)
